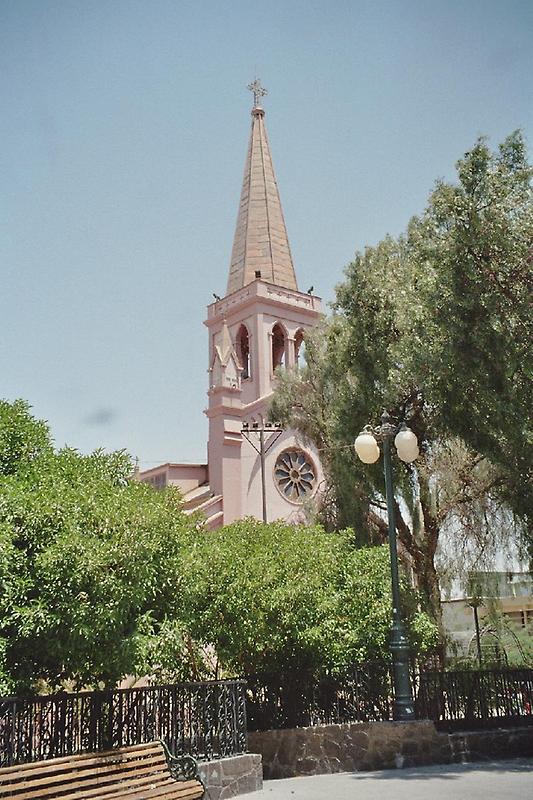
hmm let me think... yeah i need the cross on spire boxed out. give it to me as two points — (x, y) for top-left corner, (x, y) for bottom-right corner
(247, 78), (267, 108)
(227, 79), (297, 294)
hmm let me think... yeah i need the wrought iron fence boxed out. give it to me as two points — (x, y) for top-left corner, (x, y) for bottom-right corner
(245, 666), (393, 731)
(246, 666), (533, 732)
(415, 668), (533, 731)
(0, 680), (247, 767)
(4, 668), (531, 765)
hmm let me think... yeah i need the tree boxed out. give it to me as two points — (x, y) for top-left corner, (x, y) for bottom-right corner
(0, 402), (437, 696)
(0, 399), (52, 477)
(408, 132), (532, 524)
(272, 133), (532, 640)
(178, 518), (437, 679)
(0, 400), (195, 694)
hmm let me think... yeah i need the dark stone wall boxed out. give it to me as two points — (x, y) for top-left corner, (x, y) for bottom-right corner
(248, 721), (533, 780)
(450, 727), (533, 763)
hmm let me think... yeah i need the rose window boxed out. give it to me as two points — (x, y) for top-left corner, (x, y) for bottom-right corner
(274, 449), (316, 502)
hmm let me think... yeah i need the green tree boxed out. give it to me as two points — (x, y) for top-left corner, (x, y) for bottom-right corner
(179, 518), (437, 679)
(0, 399), (52, 477)
(0, 400), (195, 694)
(409, 132), (532, 523)
(272, 132), (531, 640)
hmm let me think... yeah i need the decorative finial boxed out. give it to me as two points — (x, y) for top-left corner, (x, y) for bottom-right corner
(247, 78), (267, 109)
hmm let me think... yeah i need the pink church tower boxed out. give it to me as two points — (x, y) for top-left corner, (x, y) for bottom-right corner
(140, 82), (323, 527)
(204, 81), (323, 525)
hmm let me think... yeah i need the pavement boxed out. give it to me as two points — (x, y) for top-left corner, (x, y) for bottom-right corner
(239, 759), (533, 800)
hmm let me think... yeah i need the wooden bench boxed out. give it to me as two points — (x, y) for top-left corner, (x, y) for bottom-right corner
(0, 740), (204, 799)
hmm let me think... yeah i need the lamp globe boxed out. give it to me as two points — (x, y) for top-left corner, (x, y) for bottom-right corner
(354, 431), (380, 464)
(395, 425), (419, 463)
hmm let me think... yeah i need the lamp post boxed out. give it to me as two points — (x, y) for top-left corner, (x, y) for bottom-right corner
(354, 411), (417, 721)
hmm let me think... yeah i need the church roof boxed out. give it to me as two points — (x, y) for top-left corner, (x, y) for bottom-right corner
(227, 83), (298, 295)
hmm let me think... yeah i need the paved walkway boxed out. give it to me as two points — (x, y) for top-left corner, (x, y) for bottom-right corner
(240, 759), (533, 800)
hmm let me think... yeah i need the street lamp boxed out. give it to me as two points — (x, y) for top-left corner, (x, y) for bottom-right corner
(354, 411), (417, 721)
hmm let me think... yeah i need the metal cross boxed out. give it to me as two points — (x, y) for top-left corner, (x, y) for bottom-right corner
(247, 78), (267, 108)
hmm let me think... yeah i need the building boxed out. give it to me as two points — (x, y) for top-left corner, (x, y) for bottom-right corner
(140, 82), (323, 527)
(442, 570), (533, 663)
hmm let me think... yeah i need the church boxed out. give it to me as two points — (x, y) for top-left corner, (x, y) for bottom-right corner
(139, 82), (323, 528)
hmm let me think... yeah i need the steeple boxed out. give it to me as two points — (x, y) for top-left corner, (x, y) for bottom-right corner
(226, 81), (298, 295)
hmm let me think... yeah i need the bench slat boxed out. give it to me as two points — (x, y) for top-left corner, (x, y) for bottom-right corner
(49, 776), (178, 800)
(0, 741), (161, 775)
(0, 761), (169, 799)
(0, 742), (204, 800)
(2, 767), (172, 800)
(1, 752), (168, 788)
(93, 778), (190, 800)
(97, 782), (204, 800)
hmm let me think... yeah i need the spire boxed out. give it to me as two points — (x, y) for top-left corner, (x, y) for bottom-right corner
(226, 81), (298, 295)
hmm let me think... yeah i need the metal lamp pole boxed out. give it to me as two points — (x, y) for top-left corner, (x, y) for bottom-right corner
(381, 428), (416, 720)
(355, 411), (417, 721)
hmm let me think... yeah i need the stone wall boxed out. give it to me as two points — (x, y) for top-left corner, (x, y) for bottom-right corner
(248, 721), (533, 780)
(198, 753), (263, 799)
(450, 726), (533, 763)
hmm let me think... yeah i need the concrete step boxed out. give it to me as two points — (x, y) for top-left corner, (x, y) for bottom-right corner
(183, 483), (213, 510)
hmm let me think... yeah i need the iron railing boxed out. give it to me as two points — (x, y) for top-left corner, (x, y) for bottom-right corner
(3, 668), (532, 764)
(0, 680), (247, 767)
(246, 667), (533, 732)
(245, 666), (393, 731)
(415, 668), (533, 731)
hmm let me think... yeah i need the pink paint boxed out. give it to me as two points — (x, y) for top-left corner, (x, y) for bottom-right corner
(140, 93), (323, 526)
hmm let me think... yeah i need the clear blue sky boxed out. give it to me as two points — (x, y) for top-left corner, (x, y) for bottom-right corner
(2, 0), (532, 466)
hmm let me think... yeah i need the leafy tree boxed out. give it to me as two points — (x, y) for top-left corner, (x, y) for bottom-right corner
(0, 399), (52, 477)
(178, 518), (438, 680)
(0, 400), (195, 694)
(0, 402), (437, 696)
(408, 131), (532, 523)
(272, 133), (532, 642)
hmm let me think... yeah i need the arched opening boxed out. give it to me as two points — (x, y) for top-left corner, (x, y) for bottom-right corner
(272, 323), (286, 370)
(294, 329), (305, 367)
(236, 324), (251, 379)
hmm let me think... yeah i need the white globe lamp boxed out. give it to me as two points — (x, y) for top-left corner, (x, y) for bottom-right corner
(394, 425), (419, 463)
(354, 430), (380, 464)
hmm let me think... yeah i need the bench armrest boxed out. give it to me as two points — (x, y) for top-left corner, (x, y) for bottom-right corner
(159, 740), (203, 783)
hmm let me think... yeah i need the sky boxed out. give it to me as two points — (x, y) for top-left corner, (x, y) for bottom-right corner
(2, 0), (532, 468)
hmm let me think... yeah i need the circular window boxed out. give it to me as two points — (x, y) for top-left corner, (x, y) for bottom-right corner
(274, 449), (317, 503)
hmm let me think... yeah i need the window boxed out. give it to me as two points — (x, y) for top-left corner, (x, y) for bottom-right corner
(148, 473), (167, 491)
(294, 329), (305, 367)
(272, 323), (286, 370)
(505, 611), (525, 628)
(236, 324), (251, 379)
(274, 449), (317, 503)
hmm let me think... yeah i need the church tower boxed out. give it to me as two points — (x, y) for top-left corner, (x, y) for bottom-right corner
(205, 81), (323, 525)
(139, 82), (322, 527)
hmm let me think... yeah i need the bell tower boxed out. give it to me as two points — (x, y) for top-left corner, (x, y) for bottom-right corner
(205, 82), (323, 526)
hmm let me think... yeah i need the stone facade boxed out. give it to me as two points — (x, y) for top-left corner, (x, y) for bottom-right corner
(248, 720), (533, 780)
(198, 753), (263, 799)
